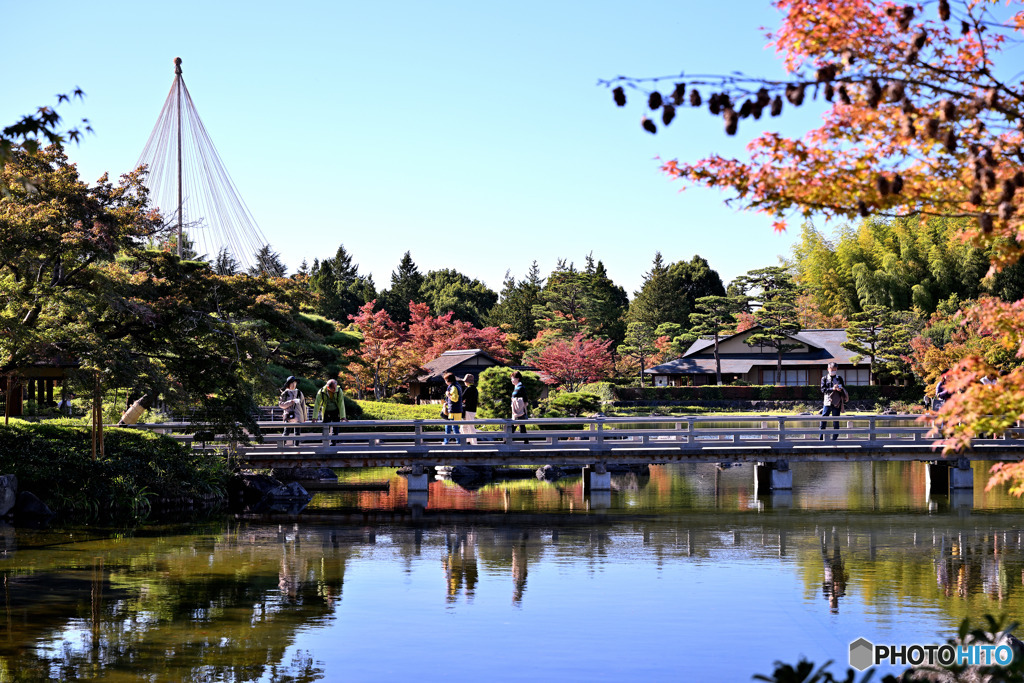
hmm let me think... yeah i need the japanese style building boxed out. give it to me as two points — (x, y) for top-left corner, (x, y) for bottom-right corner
(645, 328), (870, 387)
(407, 349), (504, 402)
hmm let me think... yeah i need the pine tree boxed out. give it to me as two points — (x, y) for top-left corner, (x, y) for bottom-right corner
(688, 295), (745, 385)
(627, 252), (672, 326)
(249, 244), (287, 278)
(418, 268), (498, 328)
(583, 260), (628, 345)
(618, 322), (659, 387)
(842, 304), (888, 385)
(741, 267), (801, 384)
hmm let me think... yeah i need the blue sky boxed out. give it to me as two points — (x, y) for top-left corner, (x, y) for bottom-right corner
(1, 0), (825, 297)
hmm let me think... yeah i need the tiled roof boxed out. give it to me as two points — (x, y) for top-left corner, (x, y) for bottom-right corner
(414, 349), (502, 382)
(651, 328), (857, 374)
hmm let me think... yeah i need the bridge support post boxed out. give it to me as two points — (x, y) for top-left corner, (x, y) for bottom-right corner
(404, 464), (430, 492)
(928, 459), (973, 493)
(582, 463), (611, 492)
(755, 460), (792, 493)
(950, 459), (974, 490)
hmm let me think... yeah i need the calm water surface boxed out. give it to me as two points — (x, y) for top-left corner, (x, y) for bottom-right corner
(2, 461), (1024, 682)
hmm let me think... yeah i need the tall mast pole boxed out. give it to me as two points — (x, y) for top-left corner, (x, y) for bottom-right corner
(174, 57), (183, 258)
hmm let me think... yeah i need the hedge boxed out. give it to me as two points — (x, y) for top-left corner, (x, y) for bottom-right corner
(616, 384), (924, 403)
(354, 401), (443, 421)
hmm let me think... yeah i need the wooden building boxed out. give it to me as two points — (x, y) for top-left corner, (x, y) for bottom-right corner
(408, 349), (504, 402)
(645, 328), (871, 387)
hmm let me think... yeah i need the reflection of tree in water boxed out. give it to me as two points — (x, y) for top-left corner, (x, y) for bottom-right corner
(933, 532), (1022, 601)
(8, 514), (1024, 680)
(0, 523), (365, 682)
(821, 528), (848, 614)
(512, 532), (529, 605)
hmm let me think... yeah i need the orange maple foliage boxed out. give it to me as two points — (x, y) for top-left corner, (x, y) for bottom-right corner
(610, 0), (1024, 492)
(640, 1), (1024, 262)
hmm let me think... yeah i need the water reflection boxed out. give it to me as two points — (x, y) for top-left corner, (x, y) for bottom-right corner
(821, 527), (849, 613)
(0, 461), (1023, 680)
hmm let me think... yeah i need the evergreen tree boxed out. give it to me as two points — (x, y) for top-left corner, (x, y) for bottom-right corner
(309, 243), (376, 322)
(418, 268), (497, 328)
(618, 322), (659, 387)
(687, 295), (745, 385)
(532, 260), (588, 337)
(249, 244), (287, 278)
(380, 251), (425, 324)
(583, 260), (629, 345)
(533, 257), (628, 343)
(213, 247), (240, 276)
(627, 253), (673, 326)
(628, 253), (725, 330)
(740, 267), (801, 384)
(841, 304), (888, 385)
(488, 262), (544, 340)
(875, 310), (919, 386)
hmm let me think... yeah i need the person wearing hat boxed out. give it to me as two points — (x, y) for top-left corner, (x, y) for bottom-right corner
(314, 378), (347, 445)
(279, 376), (306, 446)
(461, 374), (478, 445)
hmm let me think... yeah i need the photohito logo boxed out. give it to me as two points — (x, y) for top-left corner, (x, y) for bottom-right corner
(849, 637), (1014, 671)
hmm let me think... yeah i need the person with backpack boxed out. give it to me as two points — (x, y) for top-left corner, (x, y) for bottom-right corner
(442, 372), (463, 444)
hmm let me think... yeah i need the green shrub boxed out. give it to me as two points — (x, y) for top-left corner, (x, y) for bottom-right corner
(477, 367), (544, 419)
(0, 423), (228, 522)
(540, 392), (602, 418)
(578, 382), (618, 402)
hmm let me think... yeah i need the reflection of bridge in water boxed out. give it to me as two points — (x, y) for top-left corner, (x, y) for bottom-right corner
(247, 514), (1024, 615)
(5, 513), (1024, 678)
(132, 414), (1024, 500)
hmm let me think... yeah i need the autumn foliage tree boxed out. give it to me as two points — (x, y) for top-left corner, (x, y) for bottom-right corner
(606, 0), (1024, 489)
(404, 302), (509, 367)
(609, 1), (1023, 249)
(346, 301), (407, 400)
(534, 334), (613, 392)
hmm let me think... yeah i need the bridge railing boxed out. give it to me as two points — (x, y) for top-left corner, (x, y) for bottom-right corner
(119, 414), (1024, 452)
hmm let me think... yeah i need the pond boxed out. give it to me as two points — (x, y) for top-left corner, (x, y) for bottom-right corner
(2, 460), (1023, 681)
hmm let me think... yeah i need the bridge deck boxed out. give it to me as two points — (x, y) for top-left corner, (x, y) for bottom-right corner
(126, 414), (1024, 468)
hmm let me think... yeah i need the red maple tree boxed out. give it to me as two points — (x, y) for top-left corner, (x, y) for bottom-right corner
(534, 334), (614, 392)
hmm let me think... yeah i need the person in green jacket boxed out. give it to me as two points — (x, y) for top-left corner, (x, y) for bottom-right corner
(313, 379), (347, 445)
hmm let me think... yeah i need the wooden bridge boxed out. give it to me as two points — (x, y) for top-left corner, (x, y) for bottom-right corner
(129, 414), (1024, 493)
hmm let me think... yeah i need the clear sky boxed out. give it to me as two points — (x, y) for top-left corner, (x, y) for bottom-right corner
(1, 0), (823, 297)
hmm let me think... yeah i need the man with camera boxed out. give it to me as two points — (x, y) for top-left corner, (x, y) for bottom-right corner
(819, 362), (849, 441)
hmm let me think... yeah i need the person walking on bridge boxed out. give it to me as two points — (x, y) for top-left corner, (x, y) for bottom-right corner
(314, 379), (347, 445)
